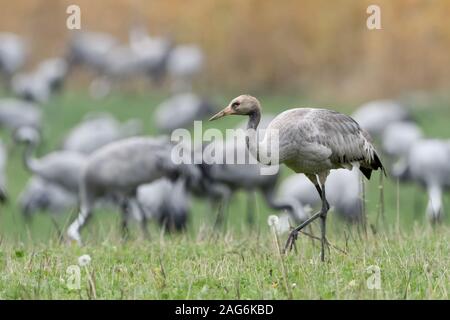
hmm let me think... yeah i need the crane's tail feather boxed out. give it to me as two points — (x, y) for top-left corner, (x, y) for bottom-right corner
(360, 151), (386, 180)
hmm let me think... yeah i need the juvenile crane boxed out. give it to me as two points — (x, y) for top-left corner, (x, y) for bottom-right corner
(210, 95), (384, 261)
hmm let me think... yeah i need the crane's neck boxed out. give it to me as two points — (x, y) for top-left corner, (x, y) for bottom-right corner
(246, 110), (261, 131)
(245, 110), (262, 162)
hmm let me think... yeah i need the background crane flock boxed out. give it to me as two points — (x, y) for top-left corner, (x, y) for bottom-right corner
(0, 27), (449, 246)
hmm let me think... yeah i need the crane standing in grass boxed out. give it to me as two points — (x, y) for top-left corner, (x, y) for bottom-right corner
(210, 95), (385, 261)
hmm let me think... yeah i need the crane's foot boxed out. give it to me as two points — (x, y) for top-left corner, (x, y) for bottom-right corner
(284, 229), (299, 253)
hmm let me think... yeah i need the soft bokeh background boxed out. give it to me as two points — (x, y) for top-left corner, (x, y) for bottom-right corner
(0, 1), (449, 300)
(1, 0), (450, 101)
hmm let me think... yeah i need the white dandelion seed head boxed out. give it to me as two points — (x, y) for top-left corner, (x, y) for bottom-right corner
(267, 215), (279, 227)
(276, 214), (291, 235)
(78, 254), (91, 267)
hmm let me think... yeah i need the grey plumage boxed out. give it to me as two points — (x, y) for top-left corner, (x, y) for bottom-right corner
(0, 32), (27, 86)
(265, 107), (383, 179)
(67, 31), (118, 73)
(381, 122), (423, 181)
(14, 127), (86, 193)
(128, 25), (173, 84)
(62, 113), (142, 154)
(135, 178), (190, 232)
(11, 57), (68, 104)
(155, 92), (215, 133)
(406, 139), (450, 222)
(12, 72), (51, 103)
(0, 98), (42, 131)
(167, 44), (204, 92)
(19, 176), (77, 218)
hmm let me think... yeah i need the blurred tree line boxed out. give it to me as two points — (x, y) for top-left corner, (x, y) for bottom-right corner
(1, 0), (449, 101)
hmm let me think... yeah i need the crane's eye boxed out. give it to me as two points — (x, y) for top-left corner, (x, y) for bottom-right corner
(232, 102), (240, 108)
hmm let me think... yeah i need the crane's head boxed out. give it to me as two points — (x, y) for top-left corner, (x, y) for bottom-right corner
(209, 94), (261, 121)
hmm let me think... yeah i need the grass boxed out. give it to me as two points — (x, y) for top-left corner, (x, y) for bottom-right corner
(0, 90), (449, 299)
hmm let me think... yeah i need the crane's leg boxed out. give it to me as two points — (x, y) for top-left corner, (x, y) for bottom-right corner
(284, 173), (330, 261)
(67, 192), (94, 245)
(67, 207), (92, 245)
(120, 199), (131, 241)
(317, 172), (330, 262)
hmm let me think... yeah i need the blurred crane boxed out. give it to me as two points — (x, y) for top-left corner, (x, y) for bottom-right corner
(62, 112), (142, 154)
(352, 100), (413, 138)
(0, 32), (27, 87)
(167, 44), (204, 92)
(66, 137), (201, 244)
(14, 127), (86, 193)
(19, 175), (77, 218)
(155, 92), (215, 133)
(67, 31), (118, 73)
(134, 178), (190, 232)
(405, 139), (450, 223)
(129, 24), (173, 84)
(11, 57), (68, 104)
(0, 98), (42, 131)
(382, 122), (423, 180)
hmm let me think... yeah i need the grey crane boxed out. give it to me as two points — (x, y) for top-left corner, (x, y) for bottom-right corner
(0, 98), (42, 131)
(66, 136), (201, 244)
(62, 112), (142, 155)
(67, 31), (118, 73)
(352, 100), (413, 138)
(129, 25), (173, 84)
(279, 169), (363, 223)
(12, 72), (51, 104)
(405, 139), (450, 223)
(11, 57), (68, 104)
(19, 175), (77, 218)
(210, 95), (384, 261)
(134, 177), (190, 232)
(381, 122), (423, 181)
(167, 44), (204, 92)
(154, 92), (215, 133)
(0, 32), (27, 87)
(14, 127), (86, 193)
(35, 57), (69, 93)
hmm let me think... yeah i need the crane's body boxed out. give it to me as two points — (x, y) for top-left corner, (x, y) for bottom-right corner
(210, 95), (384, 261)
(264, 108), (382, 178)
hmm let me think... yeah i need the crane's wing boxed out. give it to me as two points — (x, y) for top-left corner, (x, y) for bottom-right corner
(306, 109), (384, 179)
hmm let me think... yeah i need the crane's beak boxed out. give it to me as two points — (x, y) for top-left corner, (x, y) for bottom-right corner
(209, 105), (234, 121)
